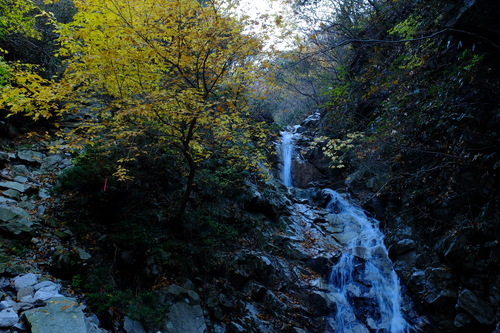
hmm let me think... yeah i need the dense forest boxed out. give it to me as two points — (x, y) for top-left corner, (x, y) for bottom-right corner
(0, 0), (498, 332)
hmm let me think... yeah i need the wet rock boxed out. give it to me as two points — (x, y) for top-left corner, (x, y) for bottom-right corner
(292, 158), (322, 189)
(388, 238), (416, 258)
(456, 289), (495, 325)
(393, 251), (417, 279)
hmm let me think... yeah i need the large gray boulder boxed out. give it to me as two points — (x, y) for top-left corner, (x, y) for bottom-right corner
(23, 297), (98, 333)
(164, 302), (207, 333)
(159, 285), (207, 333)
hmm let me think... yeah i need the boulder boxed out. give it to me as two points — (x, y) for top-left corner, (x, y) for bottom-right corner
(231, 251), (283, 288)
(456, 289), (496, 325)
(3, 189), (21, 199)
(388, 239), (416, 258)
(123, 316), (147, 333)
(0, 204), (36, 235)
(163, 302), (207, 333)
(0, 308), (18, 328)
(23, 297), (93, 333)
(0, 181), (31, 193)
(157, 285), (207, 333)
(10, 165), (30, 177)
(14, 273), (38, 291)
(41, 154), (65, 170)
(291, 158), (322, 189)
(17, 150), (44, 163)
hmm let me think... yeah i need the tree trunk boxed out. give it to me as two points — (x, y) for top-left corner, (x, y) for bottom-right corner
(176, 155), (196, 222)
(175, 116), (199, 225)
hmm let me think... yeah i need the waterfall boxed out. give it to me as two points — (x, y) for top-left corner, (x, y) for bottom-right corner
(280, 131), (295, 187)
(324, 189), (410, 333)
(277, 119), (411, 332)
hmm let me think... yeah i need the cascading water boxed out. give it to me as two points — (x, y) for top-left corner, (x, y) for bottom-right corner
(324, 189), (410, 333)
(278, 124), (411, 332)
(280, 131), (295, 187)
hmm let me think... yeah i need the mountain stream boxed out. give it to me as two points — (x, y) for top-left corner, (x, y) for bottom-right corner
(279, 129), (412, 333)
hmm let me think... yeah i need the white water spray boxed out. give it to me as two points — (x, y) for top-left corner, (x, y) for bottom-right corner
(280, 131), (295, 187)
(324, 189), (410, 333)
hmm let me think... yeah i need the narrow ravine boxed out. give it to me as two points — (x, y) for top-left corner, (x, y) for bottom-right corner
(279, 127), (412, 333)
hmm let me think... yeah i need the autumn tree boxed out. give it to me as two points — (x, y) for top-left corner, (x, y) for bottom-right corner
(55, 0), (268, 222)
(0, 0), (61, 125)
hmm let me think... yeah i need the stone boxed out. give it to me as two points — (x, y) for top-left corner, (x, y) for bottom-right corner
(13, 176), (28, 183)
(41, 155), (64, 169)
(0, 204), (36, 235)
(456, 289), (495, 325)
(10, 165), (30, 177)
(123, 316), (147, 333)
(3, 189), (21, 199)
(0, 205), (30, 222)
(14, 273), (38, 291)
(0, 151), (10, 162)
(263, 290), (287, 314)
(23, 297), (90, 333)
(75, 246), (92, 260)
(163, 301), (207, 333)
(454, 312), (472, 328)
(34, 280), (58, 291)
(38, 189), (51, 200)
(0, 298), (16, 310)
(17, 150), (44, 163)
(34, 285), (62, 301)
(0, 196), (16, 205)
(424, 289), (457, 308)
(12, 321), (27, 331)
(228, 322), (245, 332)
(17, 286), (34, 301)
(20, 199), (36, 210)
(0, 181), (31, 193)
(388, 239), (416, 258)
(0, 308), (18, 328)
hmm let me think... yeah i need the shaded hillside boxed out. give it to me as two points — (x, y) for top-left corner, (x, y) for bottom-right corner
(282, 0), (500, 331)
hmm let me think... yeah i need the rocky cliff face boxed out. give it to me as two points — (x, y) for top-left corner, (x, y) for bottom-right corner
(295, 123), (499, 332)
